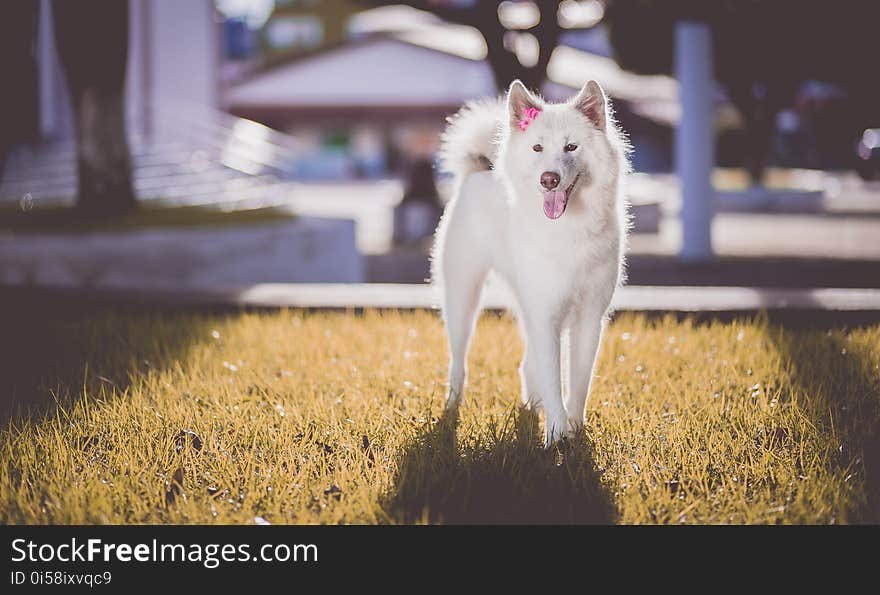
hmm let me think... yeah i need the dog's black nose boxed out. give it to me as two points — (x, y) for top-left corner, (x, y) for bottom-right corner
(540, 171), (560, 190)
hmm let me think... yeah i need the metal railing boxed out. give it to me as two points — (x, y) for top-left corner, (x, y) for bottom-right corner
(0, 102), (306, 209)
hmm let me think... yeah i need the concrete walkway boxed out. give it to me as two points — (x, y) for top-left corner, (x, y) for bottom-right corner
(4, 283), (879, 313)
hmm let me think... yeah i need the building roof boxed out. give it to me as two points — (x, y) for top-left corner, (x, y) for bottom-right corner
(224, 36), (497, 118)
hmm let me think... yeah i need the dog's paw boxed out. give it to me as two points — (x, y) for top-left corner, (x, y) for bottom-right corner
(521, 392), (542, 410)
(565, 418), (585, 440)
(445, 385), (464, 411)
(543, 424), (567, 449)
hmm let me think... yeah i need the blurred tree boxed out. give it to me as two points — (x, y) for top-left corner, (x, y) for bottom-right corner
(53, 0), (136, 216)
(0, 1), (40, 172)
(604, 0), (880, 184)
(359, 1), (564, 92)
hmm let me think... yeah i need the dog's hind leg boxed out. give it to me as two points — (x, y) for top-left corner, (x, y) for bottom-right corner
(439, 237), (488, 412)
(517, 314), (538, 410)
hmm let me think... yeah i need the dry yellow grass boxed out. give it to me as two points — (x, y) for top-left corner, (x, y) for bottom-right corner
(1, 308), (878, 524)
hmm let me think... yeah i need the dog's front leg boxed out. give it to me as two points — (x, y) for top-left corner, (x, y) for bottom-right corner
(520, 316), (566, 447)
(566, 307), (607, 436)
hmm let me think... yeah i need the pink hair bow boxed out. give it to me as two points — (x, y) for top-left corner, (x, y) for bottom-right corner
(518, 107), (541, 131)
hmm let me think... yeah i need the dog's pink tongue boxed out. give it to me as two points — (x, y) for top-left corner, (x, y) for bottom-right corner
(542, 190), (567, 220)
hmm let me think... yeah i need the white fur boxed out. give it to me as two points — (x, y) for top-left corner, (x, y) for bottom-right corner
(432, 79), (630, 447)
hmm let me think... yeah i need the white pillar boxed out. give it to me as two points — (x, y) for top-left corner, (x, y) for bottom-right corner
(150, 0), (218, 136)
(38, 0), (57, 139)
(127, 0), (151, 140)
(675, 20), (714, 261)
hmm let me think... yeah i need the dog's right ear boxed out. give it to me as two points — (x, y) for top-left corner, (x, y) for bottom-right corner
(507, 80), (540, 130)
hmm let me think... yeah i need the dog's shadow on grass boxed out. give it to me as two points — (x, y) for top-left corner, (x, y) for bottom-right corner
(381, 407), (616, 524)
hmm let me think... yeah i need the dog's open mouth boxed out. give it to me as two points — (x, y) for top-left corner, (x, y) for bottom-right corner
(542, 174), (580, 220)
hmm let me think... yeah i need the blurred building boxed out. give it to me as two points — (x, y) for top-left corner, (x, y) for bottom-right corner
(225, 35), (498, 180)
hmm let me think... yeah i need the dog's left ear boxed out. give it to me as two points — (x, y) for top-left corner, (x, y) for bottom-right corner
(572, 80), (607, 132)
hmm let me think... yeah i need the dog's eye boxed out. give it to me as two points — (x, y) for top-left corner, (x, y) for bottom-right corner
(532, 144), (543, 152)
(564, 143), (578, 152)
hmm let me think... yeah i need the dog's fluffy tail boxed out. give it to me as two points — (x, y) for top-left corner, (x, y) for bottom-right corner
(438, 98), (505, 182)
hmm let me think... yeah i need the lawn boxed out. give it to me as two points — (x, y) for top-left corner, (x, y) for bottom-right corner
(1, 308), (878, 524)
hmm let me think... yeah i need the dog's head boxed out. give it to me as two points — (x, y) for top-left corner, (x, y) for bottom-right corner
(498, 79), (619, 220)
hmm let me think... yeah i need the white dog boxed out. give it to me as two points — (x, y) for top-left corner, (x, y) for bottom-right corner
(432, 79), (629, 446)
